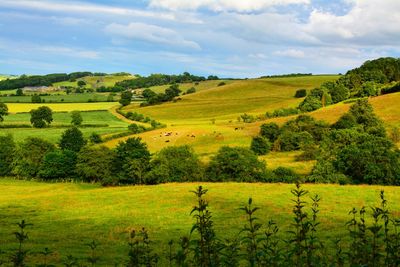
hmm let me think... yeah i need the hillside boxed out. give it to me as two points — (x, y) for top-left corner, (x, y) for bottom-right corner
(53, 74), (135, 89)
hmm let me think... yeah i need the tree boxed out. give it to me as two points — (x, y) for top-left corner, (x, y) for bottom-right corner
(0, 103), (8, 122)
(250, 136), (271, 155)
(76, 146), (115, 183)
(38, 150), (77, 180)
(186, 87), (196, 94)
(206, 146), (267, 182)
(30, 106), (53, 128)
(77, 80), (86, 87)
(31, 95), (42, 103)
(128, 123), (146, 134)
(358, 81), (379, 97)
(329, 84), (350, 103)
(146, 145), (204, 184)
(59, 127), (87, 152)
(0, 134), (15, 176)
(13, 137), (55, 177)
(16, 88), (24, 96)
(294, 89), (307, 98)
(259, 122), (280, 142)
(113, 137), (151, 184)
(70, 110), (83, 126)
(119, 91), (133, 106)
(298, 96), (322, 112)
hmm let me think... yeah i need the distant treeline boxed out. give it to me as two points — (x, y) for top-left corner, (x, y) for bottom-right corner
(0, 72), (107, 90)
(116, 72), (219, 89)
(260, 73), (313, 78)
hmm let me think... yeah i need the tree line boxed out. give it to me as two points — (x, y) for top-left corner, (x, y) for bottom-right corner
(0, 72), (106, 90)
(115, 72), (219, 90)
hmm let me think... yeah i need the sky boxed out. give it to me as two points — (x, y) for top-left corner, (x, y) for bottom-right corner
(0, 0), (400, 77)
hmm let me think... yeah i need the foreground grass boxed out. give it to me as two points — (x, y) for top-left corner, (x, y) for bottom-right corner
(0, 179), (399, 264)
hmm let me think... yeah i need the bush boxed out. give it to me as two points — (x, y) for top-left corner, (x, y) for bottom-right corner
(259, 122), (280, 142)
(38, 150), (77, 180)
(250, 136), (271, 155)
(128, 123), (146, 134)
(381, 82), (400, 94)
(271, 167), (300, 183)
(70, 110), (83, 126)
(217, 82), (226, 86)
(265, 107), (300, 118)
(294, 89), (307, 98)
(146, 146), (204, 183)
(329, 83), (350, 103)
(206, 146), (267, 182)
(277, 131), (314, 151)
(0, 102), (8, 121)
(298, 96), (322, 112)
(186, 87), (196, 94)
(89, 132), (102, 144)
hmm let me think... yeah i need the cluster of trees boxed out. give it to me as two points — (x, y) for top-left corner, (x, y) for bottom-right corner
(299, 57), (400, 112)
(252, 99), (400, 185)
(115, 72), (218, 89)
(260, 73), (313, 78)
(0, 72), (99, 90)
(0, 129), (295, 184)
(140, 84), (181, 106)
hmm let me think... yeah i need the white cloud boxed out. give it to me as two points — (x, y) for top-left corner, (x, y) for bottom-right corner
(104, 22), (201, 50)
(0, 0), (176, 20)
(149, 0), (310, 12)
(273, 49), (305, 58)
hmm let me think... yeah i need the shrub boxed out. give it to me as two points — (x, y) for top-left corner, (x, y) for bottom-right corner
(186, 87), (196, 94)
(217, 82), (226, 86)
(89, 132), (102, 144)
(119, 91), (133, 106)
(277, 131), (314, 151)
(128, 123), (146, 134)
(298, 96), (322, 112)
(31, 95), (41, 103)
(329, 83), (350, 103)
(59, 127), (87, 152)
(358, 81), (379, 97)
(38, 150), (77, 180)
(250, 136), (271, 155)
(146, 145), (204, 183)
(271, 167), (300, 183)
(294, 89), (307, 98)
(381, 82), (400, 94)
(265, 107), (300, 118)
(206, 146), (267, 182)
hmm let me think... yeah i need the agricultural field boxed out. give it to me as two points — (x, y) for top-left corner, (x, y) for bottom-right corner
(53, 74), (135, 89)
(1, 110), (129, 143)
(0, 92), (116, 103)
(147, 79), (234, 94)
(0, 179), (399, 264)
(6, 102), (118, 113)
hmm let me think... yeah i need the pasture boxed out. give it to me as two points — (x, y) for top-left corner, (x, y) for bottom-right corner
(0, 179), (399, 264)
(2, 110), (129, 143)
(0, 92), (115, 103)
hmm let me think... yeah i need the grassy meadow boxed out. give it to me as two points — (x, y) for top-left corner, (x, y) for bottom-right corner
(0, 179), (399, 264)
(2, 109), (129, 143)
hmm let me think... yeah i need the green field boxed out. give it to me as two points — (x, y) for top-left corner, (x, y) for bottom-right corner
(0, 92), (116, 103)
(0, 179), (399, 264)
(1, 110), (129, 143)
(53, 74), (134, 89)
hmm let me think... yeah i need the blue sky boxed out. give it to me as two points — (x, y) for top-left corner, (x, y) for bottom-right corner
(0, 0), (399, 77)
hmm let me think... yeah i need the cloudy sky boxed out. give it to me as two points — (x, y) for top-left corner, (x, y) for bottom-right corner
(0, 0), (399, 77)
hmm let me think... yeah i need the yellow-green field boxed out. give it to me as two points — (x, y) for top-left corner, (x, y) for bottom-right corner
(6, 102), (119, 113)
(0, 179), (399, 264)
(53, 75), (134, 89)
(147, 79), (234, 94)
